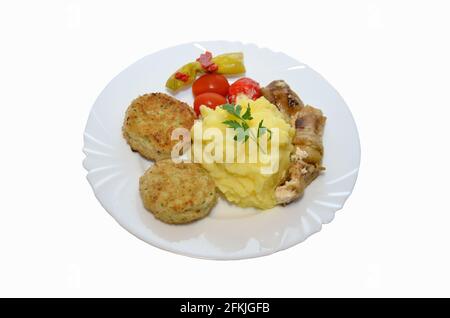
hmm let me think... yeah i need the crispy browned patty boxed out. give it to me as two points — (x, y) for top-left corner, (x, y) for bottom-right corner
(139, 160), (217, 224)
(123, 93), (196, 161)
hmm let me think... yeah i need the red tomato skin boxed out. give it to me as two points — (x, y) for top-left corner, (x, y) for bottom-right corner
(192, 74), (230, 97)
(193, 93), (227, 116)
(228, 77), (262, 104)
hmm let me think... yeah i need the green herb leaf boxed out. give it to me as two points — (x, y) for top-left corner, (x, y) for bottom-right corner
(235, 104), (242, 117)
(221, 104), (239, 118)
(235, 127), (249, 142)
(222, 120), (243, 130)
(259, 127), (267, 138)
(241, 104), (253, 120)
(221, 103), (270, 146)
(257, 120), (265, 138)
(256, 120), (272, 140)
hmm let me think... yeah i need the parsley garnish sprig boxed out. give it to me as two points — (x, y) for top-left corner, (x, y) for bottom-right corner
(221, 103), (272, 147)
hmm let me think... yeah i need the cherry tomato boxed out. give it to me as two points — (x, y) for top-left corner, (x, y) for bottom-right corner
(192, 74), (230, 97)
(228, 77), (262, 104)
(194, 92), (227, 116)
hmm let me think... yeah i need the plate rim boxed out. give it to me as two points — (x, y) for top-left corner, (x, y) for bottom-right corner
(83, 40), (361, 260)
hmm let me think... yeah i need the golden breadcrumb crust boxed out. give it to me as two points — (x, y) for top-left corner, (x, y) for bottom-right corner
(139, 160), (217, 224)
(123, 93), (196, 161)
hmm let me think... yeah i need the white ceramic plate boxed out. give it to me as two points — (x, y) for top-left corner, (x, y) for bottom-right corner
(83, 41), (360, 260)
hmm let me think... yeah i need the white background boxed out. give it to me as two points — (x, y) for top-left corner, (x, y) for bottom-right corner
(0, 0), (449, 297)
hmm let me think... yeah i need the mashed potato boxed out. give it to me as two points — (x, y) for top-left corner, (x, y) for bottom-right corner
(191, 96), (294, 209)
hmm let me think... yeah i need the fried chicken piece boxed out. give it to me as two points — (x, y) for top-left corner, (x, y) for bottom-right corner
(275, 106), (326, 204)
(293, 106), (326, 165)
(262, 81), (326, 205)
(261, 80), (304, 119)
